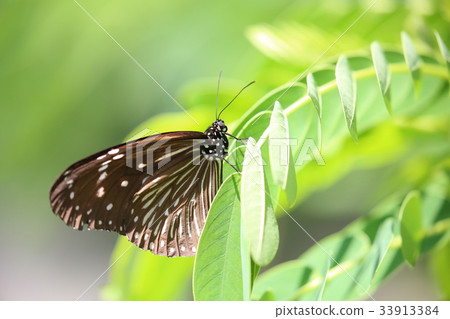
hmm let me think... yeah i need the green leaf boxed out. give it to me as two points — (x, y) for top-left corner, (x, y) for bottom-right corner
(434, 30), (450, 88)
(241, 137), (279, 266)
(335, 55), (358, 142)
(268, 101), (297, 204)
(399, 191), (423, 266)
(370, 41), (392, 114)
(306, 72), (323, 152)
(268, 102), (289, 188)
(401, 31), (423, 95)
(307, 73), (322, 119)
(351, 218), (394, 295)
(193, 174), (243, 300)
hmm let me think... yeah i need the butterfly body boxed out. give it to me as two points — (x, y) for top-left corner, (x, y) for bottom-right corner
(50, 119), (228, 257)
(201, 119), (229, 161)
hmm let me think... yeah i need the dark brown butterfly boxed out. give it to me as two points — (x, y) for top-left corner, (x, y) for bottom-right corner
(49, 81), (253, 257)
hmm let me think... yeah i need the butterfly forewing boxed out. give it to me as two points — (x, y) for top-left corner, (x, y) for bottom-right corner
(50, 130), (223, 257)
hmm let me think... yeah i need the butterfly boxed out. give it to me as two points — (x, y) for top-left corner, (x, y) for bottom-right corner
(49, 80), (254, 257)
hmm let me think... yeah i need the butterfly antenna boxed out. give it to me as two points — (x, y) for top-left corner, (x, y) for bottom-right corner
(215, 70), (223, 120)
(217, 80), (255, 119)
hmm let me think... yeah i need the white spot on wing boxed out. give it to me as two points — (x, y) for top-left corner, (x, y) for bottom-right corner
(121, 180), (128, 187)
(106, 203), (113, 211)
(160, 240), (165, 247)
(98, 165), (108, 172)
(112, 154), (124, 160)
(98, 172), (107, 181)
(69, 192), (74, 200)
(97, 154), (106, 160)
(96, 187), (105, 197)
(108, 149), (119, 155)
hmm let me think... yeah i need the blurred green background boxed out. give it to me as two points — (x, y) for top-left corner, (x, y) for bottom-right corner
(0, 0), (448, 300)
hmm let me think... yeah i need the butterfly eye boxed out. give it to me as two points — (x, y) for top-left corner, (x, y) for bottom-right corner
(222, 125), (228, 132)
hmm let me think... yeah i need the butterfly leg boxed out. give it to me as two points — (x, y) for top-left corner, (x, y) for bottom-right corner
(223, 158), (242, 175)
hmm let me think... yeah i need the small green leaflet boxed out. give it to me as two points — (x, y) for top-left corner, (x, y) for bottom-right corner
(399, 191), (423, 266)
(241, 137), (279, 266)
(401, 31), (423, 95)
(370, 41), (392, 115)
(336, 55), (358, 142)
(268, 101), (297, 205)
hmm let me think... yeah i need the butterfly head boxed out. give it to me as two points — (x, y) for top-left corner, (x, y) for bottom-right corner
(212, 119), (227, 133)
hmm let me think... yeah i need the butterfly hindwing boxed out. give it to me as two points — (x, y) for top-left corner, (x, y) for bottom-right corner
(129, 157), (222, 257)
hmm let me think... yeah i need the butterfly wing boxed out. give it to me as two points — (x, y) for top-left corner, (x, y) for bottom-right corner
(49, 131), (222, 257)
(129, 151), (222, 257)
